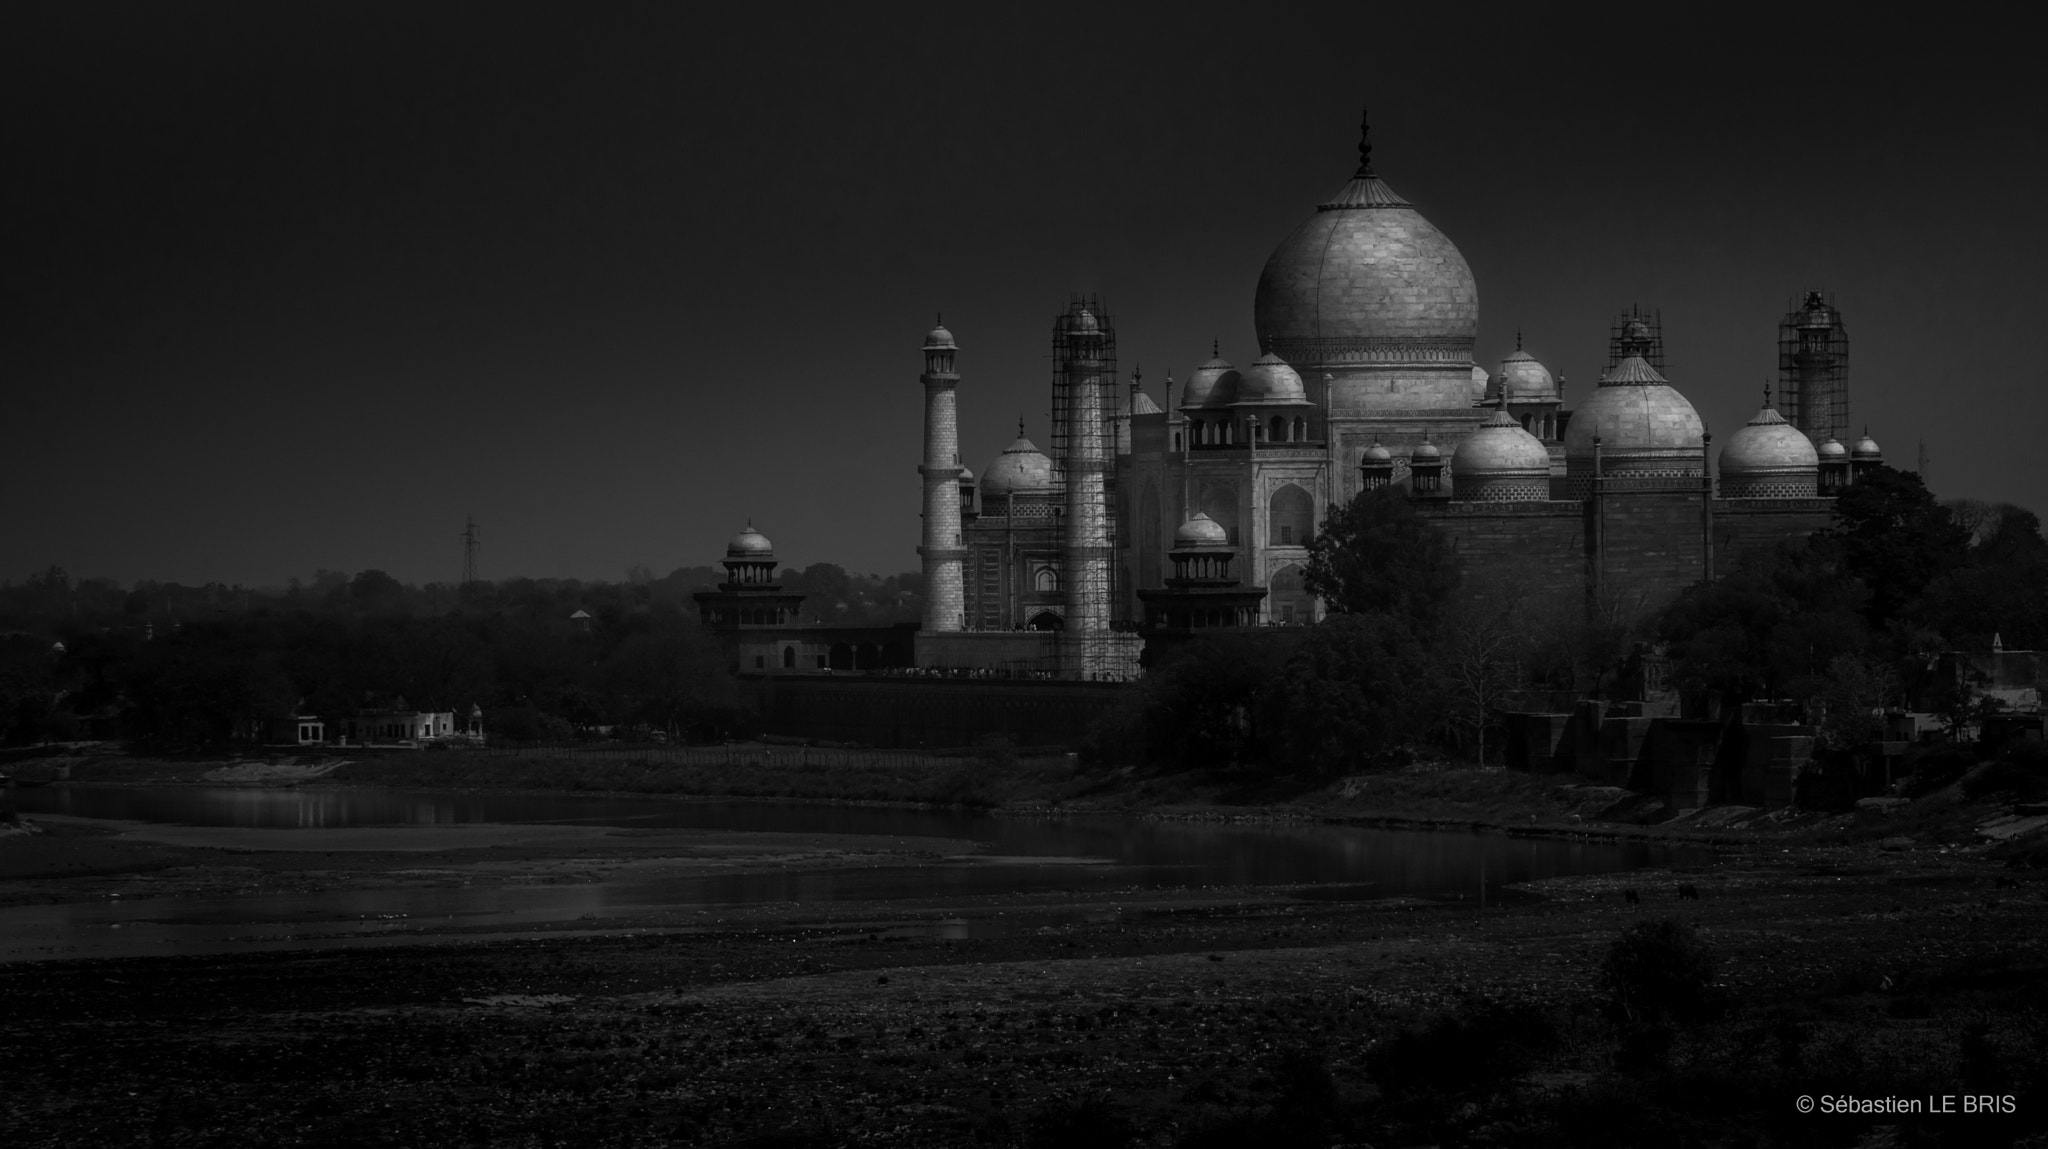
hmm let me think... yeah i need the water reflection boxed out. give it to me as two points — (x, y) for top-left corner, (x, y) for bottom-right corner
(6, 785), (1704, 963)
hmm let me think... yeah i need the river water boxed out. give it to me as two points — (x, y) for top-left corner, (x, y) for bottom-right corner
(5, 785), (1698, 963)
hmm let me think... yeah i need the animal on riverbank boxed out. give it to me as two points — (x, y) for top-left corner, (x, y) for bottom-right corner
(1677, 883), (1700, 901)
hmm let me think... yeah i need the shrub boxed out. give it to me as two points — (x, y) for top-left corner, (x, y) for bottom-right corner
(1598, 919), (1720, 1025)
(1365, 997), (1557, 1098)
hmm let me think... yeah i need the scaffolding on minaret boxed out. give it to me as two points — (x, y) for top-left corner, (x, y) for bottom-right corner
(460, 515), (482, 585)
(1050, 296), (1120, 677)
(1049, 294), (1117, 502)
(1778, 291), (1849, 444)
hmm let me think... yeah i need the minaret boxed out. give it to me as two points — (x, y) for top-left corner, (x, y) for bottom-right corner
(1060, 305), (1113, 672)
(918, 316), (966, 632)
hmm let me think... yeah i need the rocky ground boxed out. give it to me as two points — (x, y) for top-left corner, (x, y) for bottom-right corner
(2, 829), (2044, 1148)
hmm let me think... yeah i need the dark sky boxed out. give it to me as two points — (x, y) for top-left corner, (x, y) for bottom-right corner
(6, 4), (2042, 587)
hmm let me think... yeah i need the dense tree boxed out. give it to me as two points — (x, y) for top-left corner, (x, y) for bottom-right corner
(1916, 504), (2048, 650)
(1303, 488), (1460, 629)
(1275, 614), (1442, 772)
(1822, 466), (1970, 628)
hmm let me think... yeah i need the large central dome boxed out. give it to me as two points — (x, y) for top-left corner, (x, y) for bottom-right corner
(1253, 133), (1478, 363)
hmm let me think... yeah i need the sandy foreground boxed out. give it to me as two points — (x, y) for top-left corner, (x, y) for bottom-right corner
(0, 807), (2043, 1148)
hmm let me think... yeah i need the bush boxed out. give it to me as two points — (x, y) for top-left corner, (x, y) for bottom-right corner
(1598, 919), (1720, 1025)
(1365, 997), (1557, 1098)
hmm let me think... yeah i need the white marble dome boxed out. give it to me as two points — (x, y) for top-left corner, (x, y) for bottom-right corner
(1720, 404), (1818, 498)
(1721, 406), (1818, 473)
(1496, 348), (1558, 402)
(1180, 354), (1239, 409)
(727, 524), (774, 557)
(1453, 409), (1552, 476)
(1235, 352), (1308, 404)
(1452, 408), (1552, 501)
(1852, 432), (1883, 460)
(1174, 512), (1230, 548)
(1254, 173), (1478, 352)
(1563, 356), (1704, 457)
(980, 435), (1055, 497)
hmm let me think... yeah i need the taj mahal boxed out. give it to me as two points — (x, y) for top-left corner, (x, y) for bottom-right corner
(697, 112), (1881, 688)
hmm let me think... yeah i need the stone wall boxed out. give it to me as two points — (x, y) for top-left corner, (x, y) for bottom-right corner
(1416, 500), (1583, 613)
(1713, 498), (1836, 573)
(1592, 489), (1710, 612)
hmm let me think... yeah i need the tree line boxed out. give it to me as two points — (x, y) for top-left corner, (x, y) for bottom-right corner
(0, 563), (924, 750)
(1093, 466), (2047, 774)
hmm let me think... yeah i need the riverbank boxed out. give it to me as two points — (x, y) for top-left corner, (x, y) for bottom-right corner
(15, 744), (2048, 861)
(1, 830), (2041, 1147)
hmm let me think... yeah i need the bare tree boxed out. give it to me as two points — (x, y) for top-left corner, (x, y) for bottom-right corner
(1439, 574), (1536, 765)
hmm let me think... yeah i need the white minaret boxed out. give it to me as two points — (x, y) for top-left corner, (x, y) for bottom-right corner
(918, 317), (966, 633)
(1060, 307), (1112, 672)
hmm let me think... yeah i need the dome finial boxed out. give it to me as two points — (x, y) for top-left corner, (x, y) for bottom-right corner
(1516, 328), (1523, 351)
(1354, 106), (1374, 177)
(935, 310), (942, 327)
(1018, 414), (1026, 437)
(1212, 337), (1220, 358)
(1763, 379), (1772, 410)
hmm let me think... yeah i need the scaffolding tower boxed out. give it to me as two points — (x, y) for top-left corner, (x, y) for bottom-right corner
(1778, 291), (1849, 443)
(1605, 304), (1666, 372)
(1048, 294), (1117, 500)
(1050, 295), (1121, 675)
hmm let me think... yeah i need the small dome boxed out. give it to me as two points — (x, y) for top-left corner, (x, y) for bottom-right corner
(1720, 405), (1819, 474)
(1852, 431), (1882, 459)
(727, 524), (774, 557)
(1063, 308), (1101, 336)
(1496, 348), (1557, 402)
(1562, 355), (1704, 456)
(1362, 440), (1393, 463)
(980, 435), (1055, 496)
(1818, 437), (1848, 458)
(923, 321), (956, 349)
(957, 466), (975, 483)
(1452, 409), (1552, 476)
(1174, 512), (1230, 548)
(1181, 354), (1240, 409)
(1412, 437), (1441, 461)
(1235, 352), (1308, 404)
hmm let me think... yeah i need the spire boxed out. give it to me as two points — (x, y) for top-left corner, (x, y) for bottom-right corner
(1212, 338), (1220, 358)
(1354, 106), (1374, 177)
(935, 310), (942, 327)
(1018, 415), (1026, 438)
(1516, 328), (1523, 351)
(1763, 379), (1773, 409)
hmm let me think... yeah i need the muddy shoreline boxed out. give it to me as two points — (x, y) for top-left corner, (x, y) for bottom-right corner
(3, 781), (2043, 1146)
